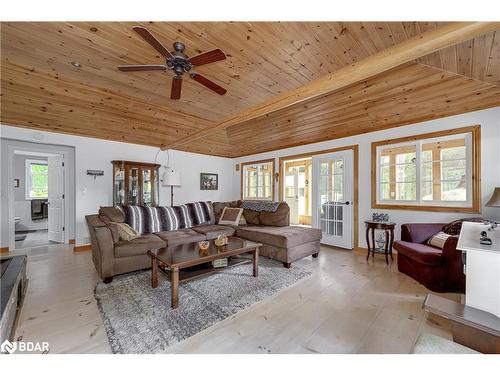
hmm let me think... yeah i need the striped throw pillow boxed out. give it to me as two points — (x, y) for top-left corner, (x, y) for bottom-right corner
(428, 231), (451, 249)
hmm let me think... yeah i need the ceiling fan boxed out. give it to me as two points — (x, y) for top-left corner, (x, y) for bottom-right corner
(118, 26), (227, 100)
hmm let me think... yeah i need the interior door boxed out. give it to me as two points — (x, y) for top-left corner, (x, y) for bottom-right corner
(312, 150), (354, 249)
(48, 155), (65, 243)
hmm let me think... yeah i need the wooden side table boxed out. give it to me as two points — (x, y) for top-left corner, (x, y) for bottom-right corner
(364, 220), (396, 264)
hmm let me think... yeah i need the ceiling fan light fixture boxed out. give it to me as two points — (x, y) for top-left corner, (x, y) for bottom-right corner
(118, 27), (227, 99)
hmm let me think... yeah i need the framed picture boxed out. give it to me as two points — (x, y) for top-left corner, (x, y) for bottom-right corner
(200, 173), (218, 190)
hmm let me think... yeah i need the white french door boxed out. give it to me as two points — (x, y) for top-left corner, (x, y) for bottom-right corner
(312, 150), (354, 249)
(48, 155), (65, 243)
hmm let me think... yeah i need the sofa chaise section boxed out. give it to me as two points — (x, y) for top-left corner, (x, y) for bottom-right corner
(236, 225), (321, 267)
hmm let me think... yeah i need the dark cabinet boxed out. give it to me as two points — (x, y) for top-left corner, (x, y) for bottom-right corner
(112, 160), (160, 206)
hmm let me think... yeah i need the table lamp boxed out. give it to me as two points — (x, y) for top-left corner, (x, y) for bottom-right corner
(162, 168), (181, 206)
(485, 187), (500, 230)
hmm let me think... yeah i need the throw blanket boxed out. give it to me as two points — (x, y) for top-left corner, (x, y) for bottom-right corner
(240, 200), (282, 213)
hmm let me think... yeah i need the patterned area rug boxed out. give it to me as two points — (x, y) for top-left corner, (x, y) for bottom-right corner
(94, 257), (311, 354)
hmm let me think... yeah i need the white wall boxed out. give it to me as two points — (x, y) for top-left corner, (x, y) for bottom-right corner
(232, 107), (500, 248)
(13, 154), (49, 231)
(1, 125), (234, 247)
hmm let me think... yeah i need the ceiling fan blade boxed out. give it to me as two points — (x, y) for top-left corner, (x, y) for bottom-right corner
(133, 26), (174, 59)
(118, 64), (167, 72)
(190, 73), (227, 95)
(189, 49), (226, 66)
(171, 77), (182, 100)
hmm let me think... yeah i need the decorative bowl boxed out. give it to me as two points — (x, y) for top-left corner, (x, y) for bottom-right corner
(215, 234), (229, 246)
(198, 241), (210, 250)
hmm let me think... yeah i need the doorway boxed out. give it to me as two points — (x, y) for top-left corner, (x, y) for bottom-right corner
(282, 158), (312, 225)
(12, 151), (65, 249)
(2, 139), (76, 252)
(280, 145), (358, 250)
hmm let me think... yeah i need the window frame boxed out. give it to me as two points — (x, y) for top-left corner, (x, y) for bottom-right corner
(371, 125), (481, 213)
(240, 158), (275, 201)
(25, 159), (49, 200)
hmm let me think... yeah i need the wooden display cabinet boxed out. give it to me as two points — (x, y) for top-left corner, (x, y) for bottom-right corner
(112, 160), (160, 206)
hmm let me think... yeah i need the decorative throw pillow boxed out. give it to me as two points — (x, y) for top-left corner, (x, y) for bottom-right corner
(218, 207), (244, 226)
(239, 214), (247, 226)
(442, 217), (485, 235)
(115, 222), (141, 241)
(428, 231), (451, 249)
(99, 215), (120, 243)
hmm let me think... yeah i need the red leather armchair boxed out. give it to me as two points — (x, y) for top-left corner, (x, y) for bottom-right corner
(394, 223), (465, 293)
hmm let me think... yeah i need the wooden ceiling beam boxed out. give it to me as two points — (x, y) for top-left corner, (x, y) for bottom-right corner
(162, 22), (500, 150)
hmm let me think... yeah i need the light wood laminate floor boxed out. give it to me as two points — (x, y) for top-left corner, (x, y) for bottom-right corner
(12, 244), (457, 354)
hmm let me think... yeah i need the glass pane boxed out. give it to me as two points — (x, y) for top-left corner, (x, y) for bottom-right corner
(335, 221), (343, 237)
(421, 181), (433, 201)
(319, 175), (328, 191)
(380, 165), (391, 183)
(422, 150), (433, 162)
(31, 164), (48, 173)
(442, 181), (466, 201)
(441, 160), (466, 180)
(332, 174), (343, 192)
(441, 146), (466, 160)
(333, 159), (343, 174)
(320, 192), (328, 205)
(320, 162), (328, 175)
(380, 183), (391, 200)
(395, 163), (416, 183)
(129, 168), (139, 205)
(143, 169), (152, 205)
(114, 164), (125, 205)
(396, 152), (416, 164)
(32, 174), (48, 189)
(395, 182), (416, 200)
(336, 205), (343, 221)
(422, 162), (432, 181)
(248, 187), (257, 197)
(380, 155), (390, 166)
(332, 191), (343, 202)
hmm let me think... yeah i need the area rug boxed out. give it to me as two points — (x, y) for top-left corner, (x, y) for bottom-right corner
(94, 257), (311, 354)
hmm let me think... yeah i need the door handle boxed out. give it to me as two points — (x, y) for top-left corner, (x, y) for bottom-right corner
(338, 201), (350, 205)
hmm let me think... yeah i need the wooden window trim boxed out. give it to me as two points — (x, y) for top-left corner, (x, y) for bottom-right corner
(277, 145), (359, 249)
(371, 125), (481, 213)
(240, 158), (276, 201)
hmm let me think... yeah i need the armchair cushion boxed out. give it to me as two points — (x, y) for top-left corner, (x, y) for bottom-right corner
(400, 223), (446, 243)
(393, 241), (443, 266)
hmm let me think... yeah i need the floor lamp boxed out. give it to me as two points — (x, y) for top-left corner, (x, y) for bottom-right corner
(162, 168), (181, 206)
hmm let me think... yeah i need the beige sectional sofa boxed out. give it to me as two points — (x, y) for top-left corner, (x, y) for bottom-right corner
(86, 201), (321, 283)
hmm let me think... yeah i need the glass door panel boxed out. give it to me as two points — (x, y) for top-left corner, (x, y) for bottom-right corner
(312, 150), (353, 249)
(128, 167), (139, 205)
(114, 163), (125, 205)
(142, 168), (152, 206)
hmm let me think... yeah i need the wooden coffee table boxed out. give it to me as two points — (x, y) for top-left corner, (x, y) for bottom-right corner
(147, 237), (261, 309)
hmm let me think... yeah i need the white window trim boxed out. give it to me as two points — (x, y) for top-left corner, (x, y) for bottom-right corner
(25, 159), (48, 200)
(375, 133), (472, 208)
(242, 162), (273, 201)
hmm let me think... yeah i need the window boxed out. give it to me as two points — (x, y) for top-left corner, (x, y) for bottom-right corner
(26, 159), (48, 199)
(371, 126), (480, 212)
(241, 159), (275, 200)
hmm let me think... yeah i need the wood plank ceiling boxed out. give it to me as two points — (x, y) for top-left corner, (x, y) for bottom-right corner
(1, 22), (499, 158)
